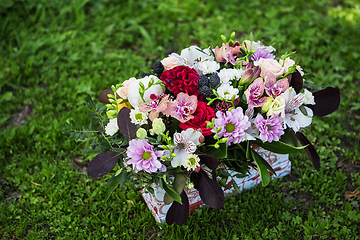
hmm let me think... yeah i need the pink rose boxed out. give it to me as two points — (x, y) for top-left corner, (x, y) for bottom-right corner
(116, 77), (136, 99)
(161, 55), (184, 71)
(258, 58), (284, 78)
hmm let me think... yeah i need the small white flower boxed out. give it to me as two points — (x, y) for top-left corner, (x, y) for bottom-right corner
(198, 60), (220, 74)
(183, 154), (200, 171)
(249, 40), (276, 53)
(218, 68), (245, 84)
(105, 118), (119, 136)
(303, 89), (315, 105)
(267, 95), (286, 117)
(296, 65), (304, 76)
(130, 106), (148, 125)
(217, 83), (239, 100)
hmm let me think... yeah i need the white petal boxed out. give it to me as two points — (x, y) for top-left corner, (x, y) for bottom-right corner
(173, 132), (185, 145)
(171, 149), (189, 167)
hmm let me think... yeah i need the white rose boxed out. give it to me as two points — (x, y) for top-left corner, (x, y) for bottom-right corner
(279, 57), (296, 74)
(267, 95), (286, 117)
(161, 53), (185, 71)
(105, 118), (119, 136)
(127, 75), (164, 108)
(116, 77), (137, 100)
(258, 58), (285, 78)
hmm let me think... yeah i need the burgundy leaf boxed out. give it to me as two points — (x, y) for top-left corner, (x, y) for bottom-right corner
(295, 132), (320, 169)
(117, 108), (137, 139)
(287, 70), (303, 93)
(198, 154), (218, 170)
(165, 190), (189, 225)
(190, 172), (201, 190)
(98, 89), (114, 104)
(87, 151), (118, 178)
(306, 87), (340, 117)
(198, 169), (225, 210)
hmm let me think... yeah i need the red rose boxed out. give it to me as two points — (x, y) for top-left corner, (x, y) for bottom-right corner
(179, 101), (215, 136)
(160, 66), (200, 97)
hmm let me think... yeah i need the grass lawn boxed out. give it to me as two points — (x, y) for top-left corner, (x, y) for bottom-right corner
(1, 0), (360, 239)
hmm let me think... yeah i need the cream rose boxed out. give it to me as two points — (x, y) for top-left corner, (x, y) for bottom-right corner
(266, 95), (286, 117)
(161, 54), (184, 71)
(116, 77), (136, 100)
(258, 58), (284, 78)
(279, 57), (296, 74)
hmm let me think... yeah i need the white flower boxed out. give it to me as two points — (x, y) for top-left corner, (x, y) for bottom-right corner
(279, 57), (296, 74)
(218, 68), (245, 84)
(105, 118), (119, 136)
(285, 106), (313, 132)
(130, 106), (148, 125)
(258, 58), (285, 78)
(171, 129), (202, 168)
(197, 60), (220, 74)
(183, 154), (200, 171)
(126, 75), (164, 108)
(303, 89), (315, 105)
(267, 95), (286, 117)
(296, 65), (304, 76)
(217, 83), (239, 100)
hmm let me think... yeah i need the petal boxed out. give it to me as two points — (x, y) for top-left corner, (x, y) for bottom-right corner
(173, 132), (185, 145)
(185, 141), (197, 153)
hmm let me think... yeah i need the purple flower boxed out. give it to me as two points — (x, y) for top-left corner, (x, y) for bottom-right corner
(126, 139), (165, 173)
(250, 48), (275, 62)
(254, 114), (284, 143)
(212, 107), (251, 146)
(244, 78), (268, 108)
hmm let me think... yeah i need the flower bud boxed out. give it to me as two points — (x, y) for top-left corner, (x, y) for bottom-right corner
(252, 66), (261, 80)
(136, 128), (147, 139)
(187, 182), (195, 189)
(245, 62), (255, 71)
(239, 69), (255, 85)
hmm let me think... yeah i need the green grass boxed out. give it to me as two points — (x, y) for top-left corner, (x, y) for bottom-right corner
(1, 0), (360, 239)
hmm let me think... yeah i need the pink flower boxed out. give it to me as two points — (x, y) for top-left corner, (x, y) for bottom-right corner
(126, 139), (165, 173)
(165, 93), (198, 123)
(254, 114), (284, 143)
(263, 72), (289, 98)
(214, 42), (241, 65)
(244, 78), (268, 108)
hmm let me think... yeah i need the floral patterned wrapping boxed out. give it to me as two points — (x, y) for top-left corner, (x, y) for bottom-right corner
(141, 147), (291, 223)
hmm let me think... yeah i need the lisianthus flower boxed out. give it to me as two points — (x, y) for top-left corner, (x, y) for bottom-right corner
(279, 57), (296, 74)
(105, 118), (118, 136)
(183, 154), (200, 171)
(165, 92), (198, 123)
(254, 114), (284, 142)
(214, 42), (241, 65)
(116, 77), (137, 100)
(171, 129), (203, 168)
(217, 83), (239, 101)
(266, 95), (286, 117)
(244, 78), (268, 108)
(303, 89), (315, 105)
(264, 72), (289, 98)
(257, 58), (285, 78)
(212, 107), (251, 146)
(126, 139), (166, 173)
(130, 106), (148, 125)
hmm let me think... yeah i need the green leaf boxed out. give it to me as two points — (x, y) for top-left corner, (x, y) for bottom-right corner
(250, 148), (271, 187)
(105, 171), (127, 201)
(246, 141), (251, 159)
(208, 143), (227, 159)
(161, 179), (182, 204)
(254, 139), (307, 154)
(251, 148), (275, 175)
(232, 178), (241, 194)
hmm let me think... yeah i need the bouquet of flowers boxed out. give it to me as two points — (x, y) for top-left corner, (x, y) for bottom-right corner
(66, 32), (340, 225)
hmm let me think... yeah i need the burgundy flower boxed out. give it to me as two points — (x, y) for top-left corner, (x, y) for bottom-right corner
(160, 66), (200, 97)
(179, 101), (215, 136)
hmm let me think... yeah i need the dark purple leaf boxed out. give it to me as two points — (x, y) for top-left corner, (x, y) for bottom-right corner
(117, 108), (137, 139)
(198, 169), (225, 210)
(190, 172), (201, 190)
(165, 190), (189, 225)
(198, 154), (218, 170)
(295, 132), (320, 169)
(306, 87), (340, 117)
(98, 89), (114, 104)
(287, 70), (303, 93)
(87, 151), (118, 178)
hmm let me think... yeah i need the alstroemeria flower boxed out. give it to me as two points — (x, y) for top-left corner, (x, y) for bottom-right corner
(139, 94), (170, 121)
(165, 93), (198, 123)
(171, 129), (203, 168)
(264, 72), (289, 98)
(244, 77), (268, 108)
